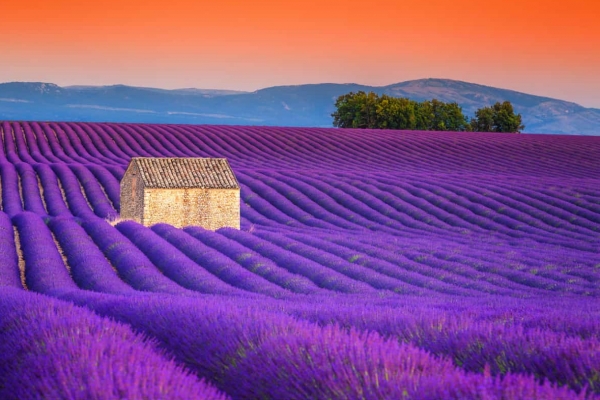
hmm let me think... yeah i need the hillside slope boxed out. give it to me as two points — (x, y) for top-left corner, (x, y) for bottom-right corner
(0, 121), (597, 295)
(0, 121), (599, 398)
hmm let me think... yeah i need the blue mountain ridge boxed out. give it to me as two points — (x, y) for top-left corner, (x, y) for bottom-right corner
(0, 79), (598, 135)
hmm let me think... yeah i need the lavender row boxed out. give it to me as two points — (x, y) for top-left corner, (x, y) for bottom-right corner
(239, 173), (339, 229)
(11, 212), (78, 294)
(85, 123), (136, 160)
(0, 163), (23, 216)
(58, 122), (113, 165)
(239, 182), (312, 227)
(241, 171), (373, 231)
(59, 290), (588, 399)
(0, 288), (227, 399)
(290, 231), (522, 296)
(70, 164), (118, 218)
(371, 175), (599, 249)
(48, 217), (134, 294)
(116, 220), (243, 295)
(151, 223), (292, 298)
(323, 233), (591, 295)
(275, 294), (600, 394)
(48, 122), (91, 164)
(15, 163), (47, 215)
(446, 178), (599, 237)
(243, 171), (405, 233)
(184, 226), (324, 294)
(218, 227), (385, 294)
(82, 218), (190, 295)
(87, 164), (121, 210)
(38, 123), (75, 163)
(1, 122), (599, 179)
(256, 229), (468, 295)
(28, 122), (62, 163)
(32, 163), (71, 216)
(50, 164), (97, 218)
(107, 123), (161, 157)
(278, 171), (452, 232)
(2, 122), (20, 164)
(0, 122), (9, 163)
(0, 212), (20, 288)
(130, 124), (187, 157)
(427, 177), (600, 234)
(10, 122), (37, 164)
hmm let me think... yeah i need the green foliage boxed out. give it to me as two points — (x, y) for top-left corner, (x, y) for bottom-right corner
(470, 101), (525, 133)
(376, 96), (418, 130)
(420, 99), (469, 131)
(471, 107), (495, 132)
(332, 93), (524, 133)
(332, 92), (468, 131)
(331, 91), (379, 129)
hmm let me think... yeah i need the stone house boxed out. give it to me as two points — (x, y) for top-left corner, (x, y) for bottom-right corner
(120, 157), (240, 229)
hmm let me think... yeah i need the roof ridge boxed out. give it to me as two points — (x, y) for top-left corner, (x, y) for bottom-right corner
(130, 157), (239, 189)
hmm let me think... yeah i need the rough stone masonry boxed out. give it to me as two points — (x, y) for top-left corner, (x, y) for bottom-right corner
(120, 157), (240, 229)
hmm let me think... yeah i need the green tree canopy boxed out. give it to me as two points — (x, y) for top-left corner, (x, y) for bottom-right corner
(470, 101), (524, 133)
(332, 93), (524, 133)
(332, 92), (469, 131)
(331, 91), (379, 129)
(418, 99), (469, 131)
(375, 95), (418, 130)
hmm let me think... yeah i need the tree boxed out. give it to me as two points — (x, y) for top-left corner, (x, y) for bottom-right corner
(414, 100), (434, 130)
(332, 92), (362, 128)
(420, 99), (469, 131)
(332, 91), (379, 128)
(470, 107), (495, 132)
(332, 93), (469, 131)
(375, 96), (418, 130)
(470, 101), (524, 133)
(332, 93), (522, 133)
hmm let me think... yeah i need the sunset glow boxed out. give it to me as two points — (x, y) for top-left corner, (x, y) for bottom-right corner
(2, 0), (599, 106)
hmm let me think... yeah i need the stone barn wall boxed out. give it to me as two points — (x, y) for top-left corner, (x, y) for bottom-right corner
(120, 157), (240, 229)
(120, 162), (145, 222)
(143, 188), (240, 229)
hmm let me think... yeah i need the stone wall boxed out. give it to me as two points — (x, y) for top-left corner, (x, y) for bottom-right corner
(142, 188), (240, 229)
(205, 188), (240, 230)
(120, 162), (145, 222)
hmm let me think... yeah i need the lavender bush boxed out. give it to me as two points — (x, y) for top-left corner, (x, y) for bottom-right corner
(0, 120), (598, 398)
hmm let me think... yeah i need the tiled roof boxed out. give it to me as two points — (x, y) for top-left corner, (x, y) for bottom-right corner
(130, 157), (239, 189)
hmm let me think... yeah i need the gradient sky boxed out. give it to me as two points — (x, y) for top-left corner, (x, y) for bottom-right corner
(2, 0), (599, 107)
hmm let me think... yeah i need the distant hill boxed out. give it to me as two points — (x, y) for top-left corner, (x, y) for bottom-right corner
(1, 79), (599, 135)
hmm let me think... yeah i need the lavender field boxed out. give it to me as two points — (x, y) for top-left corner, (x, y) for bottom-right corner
(0, 121), (599, 399)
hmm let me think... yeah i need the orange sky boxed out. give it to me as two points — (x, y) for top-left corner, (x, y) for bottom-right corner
(1, 0), (599, 106)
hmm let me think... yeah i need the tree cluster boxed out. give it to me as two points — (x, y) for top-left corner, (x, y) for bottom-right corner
(469, 101), (525, 133)
(332, 91), (524, 133)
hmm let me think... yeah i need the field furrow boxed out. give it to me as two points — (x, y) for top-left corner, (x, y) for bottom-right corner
(0, 121), (598, 399)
